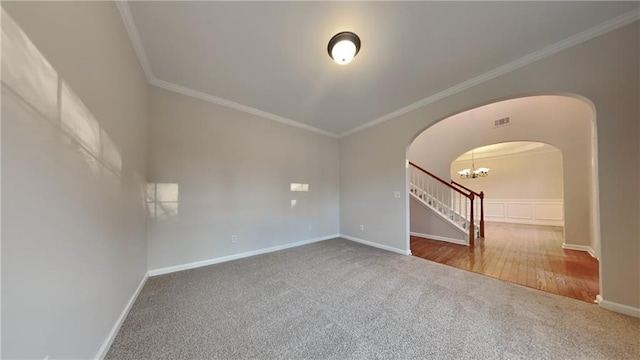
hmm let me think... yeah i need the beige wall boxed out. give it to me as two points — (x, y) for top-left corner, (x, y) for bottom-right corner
(2, 2), (149, 359)
(452, 149), (565, 227)
(147, 87), (340, 271)
(450, 149), (564, 200)
(340, 22), (639, 310)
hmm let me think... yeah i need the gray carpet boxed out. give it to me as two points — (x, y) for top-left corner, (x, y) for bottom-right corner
(106, 239), (640, 359)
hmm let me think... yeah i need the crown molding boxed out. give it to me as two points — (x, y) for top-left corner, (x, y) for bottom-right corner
(116, 2), (638, 139)
(115, 1), (153, 82)
(150, 78), (338, 138)
(338, 8), (640, 138)
(115, 0), (337, 138)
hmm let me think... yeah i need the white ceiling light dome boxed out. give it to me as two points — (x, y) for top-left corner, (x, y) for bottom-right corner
(328, 31), (361, 65)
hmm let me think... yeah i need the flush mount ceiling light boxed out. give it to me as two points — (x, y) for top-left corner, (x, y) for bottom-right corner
(328, 31), (361, 65)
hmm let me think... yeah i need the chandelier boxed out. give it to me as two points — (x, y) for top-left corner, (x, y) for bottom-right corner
(458, 150), (489, 179)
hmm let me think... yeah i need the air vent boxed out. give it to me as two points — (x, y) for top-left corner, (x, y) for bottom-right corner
(493, 117), (511, 128)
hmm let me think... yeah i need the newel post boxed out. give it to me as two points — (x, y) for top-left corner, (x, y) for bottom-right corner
(469, 193), (475, 247)
(480, 191), (485, 238)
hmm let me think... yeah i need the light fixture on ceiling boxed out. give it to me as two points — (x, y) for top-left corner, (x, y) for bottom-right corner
(328, 31), (361, 65)
(458, 150), (490, 179)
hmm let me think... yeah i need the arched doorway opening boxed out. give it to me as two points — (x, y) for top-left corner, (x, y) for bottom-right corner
(406, 95), (600, 302)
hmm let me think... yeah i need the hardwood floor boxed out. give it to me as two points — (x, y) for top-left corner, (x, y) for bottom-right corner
(410, 223), (599, 303)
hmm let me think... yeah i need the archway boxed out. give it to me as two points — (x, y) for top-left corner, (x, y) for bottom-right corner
(406, 95), (600, 302)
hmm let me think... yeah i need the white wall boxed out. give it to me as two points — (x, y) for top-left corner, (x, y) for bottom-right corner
(147, 87), (340, 271)
(1, 2), (149, 359)
(340, 22), (639, 311)
(410, 196), (466, 244)
(409, 96), (590, 246)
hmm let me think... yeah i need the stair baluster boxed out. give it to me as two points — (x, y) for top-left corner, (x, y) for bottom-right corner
(409, 161), (484, 246)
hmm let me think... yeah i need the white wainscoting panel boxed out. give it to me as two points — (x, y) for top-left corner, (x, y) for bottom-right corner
(485, 199), (563, 226)
(534, 203), (564, 221)
(485, 203), (505, 218)
(506, 202), (533, 220)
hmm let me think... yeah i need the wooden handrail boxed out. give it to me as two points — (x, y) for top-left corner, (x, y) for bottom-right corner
(450, 180), (482, 198)
(409, 161), (471, 199)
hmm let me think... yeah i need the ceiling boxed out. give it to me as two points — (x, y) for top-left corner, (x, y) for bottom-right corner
(123, 1), (638, 136)
(454, 142), (558, 162)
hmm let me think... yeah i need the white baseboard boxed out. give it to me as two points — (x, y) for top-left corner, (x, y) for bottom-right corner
(596, 295), (640, 318)
(148, 234), (340, 276)
(410, 232), (468, 246)
(562, 243), (597, 259)
(340, 234), (411, 255)
(94, 272), (149, 359)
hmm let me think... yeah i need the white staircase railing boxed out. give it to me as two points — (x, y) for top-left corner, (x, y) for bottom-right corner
(409, 162), (482, 246)
(450, 180), (485, 239)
